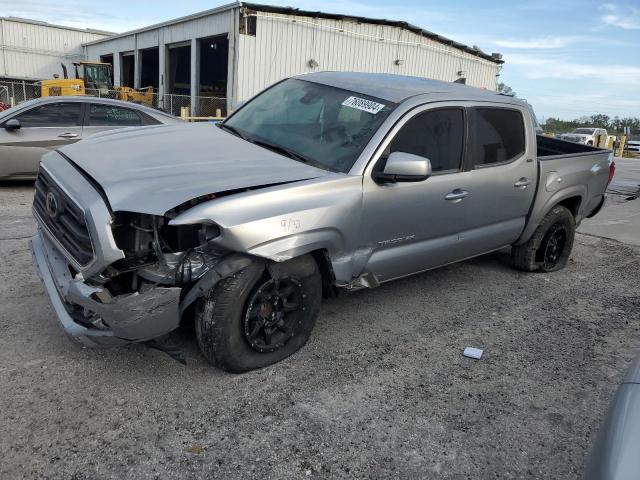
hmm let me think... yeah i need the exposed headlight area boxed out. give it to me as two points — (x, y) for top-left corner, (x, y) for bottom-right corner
(95, 212), (224, 297)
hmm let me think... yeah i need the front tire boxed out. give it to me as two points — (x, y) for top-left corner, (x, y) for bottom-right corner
(511, 205), (576, 273)
(195, 255), (322, 372)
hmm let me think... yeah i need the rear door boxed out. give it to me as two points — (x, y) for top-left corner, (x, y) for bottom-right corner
(0, 101), (83, 179)
(82, 103), (146, 137)
(458, 105), (536, 254)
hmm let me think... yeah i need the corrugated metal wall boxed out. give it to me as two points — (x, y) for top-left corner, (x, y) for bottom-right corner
(0, 19), (109, 80)
(85, 10), (234, 56)
(84, 9), (235, 99)
(236, 12), (500, 102)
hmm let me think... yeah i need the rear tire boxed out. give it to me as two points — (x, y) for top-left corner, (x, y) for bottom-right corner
(195, 255), (322, 372)
(511, 205), (575, 273)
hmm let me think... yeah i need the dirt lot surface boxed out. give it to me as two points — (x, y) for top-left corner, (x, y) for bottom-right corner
(1, 182), (639, 480)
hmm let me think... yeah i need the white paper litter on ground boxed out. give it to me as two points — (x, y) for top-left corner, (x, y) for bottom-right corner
(463, 347), (483, 359)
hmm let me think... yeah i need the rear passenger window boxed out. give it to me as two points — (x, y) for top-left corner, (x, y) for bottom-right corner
(388, 108), (464, 172)
(471, 108), (525, 166)
(15, 102), (81, 127)
(87, 104), (143, 127)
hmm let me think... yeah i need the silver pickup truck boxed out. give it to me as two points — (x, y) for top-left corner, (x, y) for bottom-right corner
(30, 72), (614, 372)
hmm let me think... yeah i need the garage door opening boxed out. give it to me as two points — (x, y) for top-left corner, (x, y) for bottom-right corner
(120, 53), (134, 87)
(140, 47), (159, 90)
(167, 43), (190, 96)
(100, 54), (113, 68)
(199, 34), (228, 115)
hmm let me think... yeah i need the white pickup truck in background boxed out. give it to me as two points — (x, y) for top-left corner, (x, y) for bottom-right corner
(557, 127), (608, 146)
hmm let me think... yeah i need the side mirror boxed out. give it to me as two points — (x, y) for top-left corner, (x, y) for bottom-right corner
(4, 119), (21, 131)
(372, 151), (432, 184)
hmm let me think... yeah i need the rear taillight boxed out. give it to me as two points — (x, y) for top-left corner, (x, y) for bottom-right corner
(608, 160), (616, 186)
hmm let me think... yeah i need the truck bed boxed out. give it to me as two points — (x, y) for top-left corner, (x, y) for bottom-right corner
(516, 135), (612, 244)
(537, 134), (602, 159)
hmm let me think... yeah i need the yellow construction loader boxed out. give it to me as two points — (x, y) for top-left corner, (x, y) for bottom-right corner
(40, 62), (154, 107)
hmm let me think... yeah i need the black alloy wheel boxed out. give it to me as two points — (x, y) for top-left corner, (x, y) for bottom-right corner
(243, 277), (304, 353)
(541, 223), (568, 270)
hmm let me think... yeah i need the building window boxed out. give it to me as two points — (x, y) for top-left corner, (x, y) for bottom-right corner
(240, 12), (257, 36)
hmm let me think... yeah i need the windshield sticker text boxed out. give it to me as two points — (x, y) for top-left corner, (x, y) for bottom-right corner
(342, 96), (386, 115)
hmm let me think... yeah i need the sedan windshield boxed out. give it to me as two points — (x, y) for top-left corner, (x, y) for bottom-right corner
(574, 128), (595, 134)
(223, 79), (396, 172)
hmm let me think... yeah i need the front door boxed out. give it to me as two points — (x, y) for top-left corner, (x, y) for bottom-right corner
(361, 104), (475, 282)
(0, 101), (83, 179)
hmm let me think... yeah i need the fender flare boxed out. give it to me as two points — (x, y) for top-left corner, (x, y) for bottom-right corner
(516, 185), (585, 245)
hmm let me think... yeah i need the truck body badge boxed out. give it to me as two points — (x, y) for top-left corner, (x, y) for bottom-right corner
(378, 234), (415, 247)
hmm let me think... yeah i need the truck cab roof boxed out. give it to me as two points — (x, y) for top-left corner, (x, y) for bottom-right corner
(298, 71), (522, 105)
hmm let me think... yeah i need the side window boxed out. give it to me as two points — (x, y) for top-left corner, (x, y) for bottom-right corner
(471, 108), (525, 167)
(15, 102), (81, 128)
(387, 108), (464, 172)
(87, 104), (143, 127)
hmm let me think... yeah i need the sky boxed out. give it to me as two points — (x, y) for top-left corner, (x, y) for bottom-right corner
(2, 0), (639, 120)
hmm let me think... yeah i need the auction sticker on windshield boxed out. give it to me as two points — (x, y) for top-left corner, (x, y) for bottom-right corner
(342, 96), (386, 114)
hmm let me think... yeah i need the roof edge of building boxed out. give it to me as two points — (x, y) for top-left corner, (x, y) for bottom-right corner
(81, 1), (242, 46)
(243, 3), (503, 64)
(1, 16), (114, 36)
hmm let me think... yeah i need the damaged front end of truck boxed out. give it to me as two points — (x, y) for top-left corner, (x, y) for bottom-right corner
(29, 153), (295, 347)
(31, 193), (254, 347)
(29, 137), (361, 349)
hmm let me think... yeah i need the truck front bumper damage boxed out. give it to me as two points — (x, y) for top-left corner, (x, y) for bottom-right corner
(31, 231), (181, 347)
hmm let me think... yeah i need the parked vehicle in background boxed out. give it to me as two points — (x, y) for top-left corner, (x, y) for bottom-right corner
(30, 72), (614, 372)
(626, 134), (640, 153)
(557, 127), (608, 146)
(584, 354), (640, 480)
(0, 97), (182, 180)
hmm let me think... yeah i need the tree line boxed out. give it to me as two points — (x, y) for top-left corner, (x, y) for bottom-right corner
(496, 85), (639, 135)
(542, 114), (640, 135)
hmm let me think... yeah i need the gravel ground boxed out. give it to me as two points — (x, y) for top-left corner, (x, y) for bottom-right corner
(0, 182), (639, 480)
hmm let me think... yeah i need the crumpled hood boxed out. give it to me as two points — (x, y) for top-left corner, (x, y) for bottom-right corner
(57, 123), (330, 215)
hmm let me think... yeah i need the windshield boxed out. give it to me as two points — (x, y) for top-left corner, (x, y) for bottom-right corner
(223, 79), (396, 172)
(574, 128), (595, 134)
(83, 64), (112, 88)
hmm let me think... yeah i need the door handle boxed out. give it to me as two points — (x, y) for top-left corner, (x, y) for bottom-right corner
(444, 189), (469, 203)
(514, 177), (531, 189)
(58, 133), (79, 139)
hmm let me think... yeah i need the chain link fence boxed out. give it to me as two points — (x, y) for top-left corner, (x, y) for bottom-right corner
(0, 80), (41, 106)
(0, 80), (226, 119)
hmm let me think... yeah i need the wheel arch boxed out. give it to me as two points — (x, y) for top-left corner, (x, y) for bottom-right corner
(516, 187), (585, 245)
(556, 195), (583, 218)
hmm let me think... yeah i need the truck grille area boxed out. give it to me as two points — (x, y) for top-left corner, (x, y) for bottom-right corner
(34, 169), (94, 265)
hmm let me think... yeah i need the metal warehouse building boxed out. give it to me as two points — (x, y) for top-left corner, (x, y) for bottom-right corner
(83, 2), (503, 114)
(0, 17), (111, 81)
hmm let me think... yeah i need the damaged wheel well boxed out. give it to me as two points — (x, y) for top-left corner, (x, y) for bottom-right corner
(179, 248), (336, 324)
(310, 250), (337, 298)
